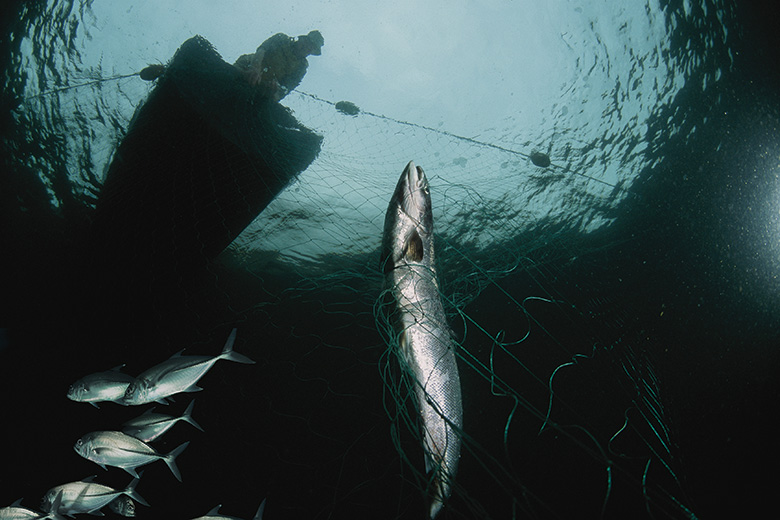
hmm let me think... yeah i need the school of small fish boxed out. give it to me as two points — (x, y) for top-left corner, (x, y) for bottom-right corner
(0, 328), (263, 520)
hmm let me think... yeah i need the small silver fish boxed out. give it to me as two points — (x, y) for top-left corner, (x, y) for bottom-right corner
(1, 494), (64, 520)
(123, 329), (254, 406)
(74, 430), (189, 481)
(122, 400), (204, 442)
(191, 499), (266, 520)
(67, 365), (136, 408)
(41, 476), (148, 517)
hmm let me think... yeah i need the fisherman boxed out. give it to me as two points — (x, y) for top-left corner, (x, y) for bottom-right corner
(91, 34), (322, 322)
(234, 30), (324, 101)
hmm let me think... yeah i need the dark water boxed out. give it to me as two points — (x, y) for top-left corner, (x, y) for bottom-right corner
(2, 1), (779, 519)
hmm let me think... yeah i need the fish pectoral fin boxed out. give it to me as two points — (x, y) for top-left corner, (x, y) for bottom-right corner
(404, 229), (424, 262)
(120, 447), (157, 456)
(92, 447), (114, 455)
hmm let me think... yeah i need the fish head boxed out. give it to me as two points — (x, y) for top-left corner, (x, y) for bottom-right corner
(73, 435), (89, 457)
(382, 161), (434, 271)
(396, 160), (432, 233)
(67, 380), (87, 401)
(41, 489), (66, 519)
(73, 432), (101, 460)
(41, 488), (57, 511)
(123, 378), (150, 405)
(109, 495), (135, 517)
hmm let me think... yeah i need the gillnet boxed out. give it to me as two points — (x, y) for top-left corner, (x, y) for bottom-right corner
(1, 1), (747, 519)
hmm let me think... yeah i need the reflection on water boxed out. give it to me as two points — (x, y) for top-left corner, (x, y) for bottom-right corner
(3, 1), (778, 519)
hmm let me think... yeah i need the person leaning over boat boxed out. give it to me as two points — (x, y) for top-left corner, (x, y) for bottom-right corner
(234, 30), (324, 101)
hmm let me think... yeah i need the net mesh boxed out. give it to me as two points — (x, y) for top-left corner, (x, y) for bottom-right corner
(0, 7), (714, 518)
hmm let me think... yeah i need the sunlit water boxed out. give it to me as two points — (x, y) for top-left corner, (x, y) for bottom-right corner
(8, 0), (732, 264)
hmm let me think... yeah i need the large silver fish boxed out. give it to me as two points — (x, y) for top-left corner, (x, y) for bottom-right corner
(73, 430), (189, 481)
(122, 400), (203, 442)
(67, 365), (136, 408)
(41, 476), (148, 517)
(123, 328), (254, 405)
(380, 161), (463, 519)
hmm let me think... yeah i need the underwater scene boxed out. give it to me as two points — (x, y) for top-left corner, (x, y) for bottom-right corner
(1, 1), (778, 519)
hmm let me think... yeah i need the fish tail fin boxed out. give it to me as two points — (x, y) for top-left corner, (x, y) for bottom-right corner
(219, 328), (255, 364)
(124, 477), (150, 507)
(163, 441), (190, 482)
(183, 400), (205, 432)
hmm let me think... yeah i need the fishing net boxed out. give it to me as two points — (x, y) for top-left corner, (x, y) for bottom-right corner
(1, 1), (748, 518)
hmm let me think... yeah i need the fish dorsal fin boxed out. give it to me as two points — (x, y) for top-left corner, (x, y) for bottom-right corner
(207, 505), (222, 515)
(82, 475), (97, 482)
(404, 229), (424, 262)
(169, 349), (186, 358)
(110, 364), (127, 372)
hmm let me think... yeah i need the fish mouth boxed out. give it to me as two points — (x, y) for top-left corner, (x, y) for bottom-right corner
(399, 161), (429, 223)
(403, 160), (426, 193)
